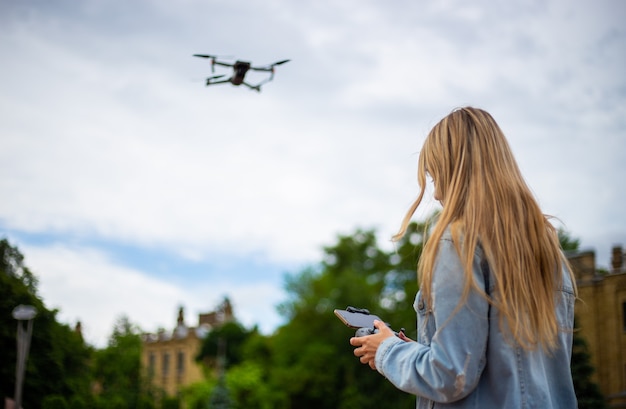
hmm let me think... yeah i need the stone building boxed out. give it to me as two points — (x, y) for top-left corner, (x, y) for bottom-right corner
(569, 245), (626, 407)
(141, 298), (234, 397)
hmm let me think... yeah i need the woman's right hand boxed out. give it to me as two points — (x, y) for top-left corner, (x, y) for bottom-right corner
(398, 330), (414, 342)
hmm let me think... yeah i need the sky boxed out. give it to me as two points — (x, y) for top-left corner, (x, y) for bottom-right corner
(1, 0), (625, 348)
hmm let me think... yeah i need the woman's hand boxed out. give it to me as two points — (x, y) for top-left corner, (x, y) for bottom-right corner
(398, 331), (414, 342)
(349, 320), (396, 370)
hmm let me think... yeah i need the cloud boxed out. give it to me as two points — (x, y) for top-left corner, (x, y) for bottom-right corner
(1, 0), (625, 343)
(21, 242), (287, 347)
(21, 243), (186, 346)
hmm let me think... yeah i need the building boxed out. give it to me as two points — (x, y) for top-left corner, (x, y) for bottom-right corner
(569, 245), (626, 407)
(141, 298), (234, 397)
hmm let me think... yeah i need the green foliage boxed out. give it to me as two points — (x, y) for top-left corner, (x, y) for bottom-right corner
(0, 239), (93, 408)
(571, 322), (608, 409)
(196, 321), (254, 369)
(0, 238), (39, 293)
(267, 224), (427, 409)
(161, 396), (181, 409)
(225, 362), (274, 409)
(194, 323), (276, 408)
(92, 315), (155, 408)
(42, 395), (69, 409)
(557, 230), (607, 407)
(69, 395), (88, 409)
(208, 377), (233, 409)
(181, 381), (215, 409)
(2, 223), (610, 409)
(558, 227), (581, 252)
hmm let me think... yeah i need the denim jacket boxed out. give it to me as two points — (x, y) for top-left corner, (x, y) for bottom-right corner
(375, 232), (577, 408)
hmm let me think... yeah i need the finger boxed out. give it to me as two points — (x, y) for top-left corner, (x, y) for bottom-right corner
(349, 337), (361, 346)
(373, 320), (387, 329)
(373, 320), (393, 336)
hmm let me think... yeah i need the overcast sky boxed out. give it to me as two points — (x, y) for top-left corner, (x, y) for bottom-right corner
(1, 0), (624, 347)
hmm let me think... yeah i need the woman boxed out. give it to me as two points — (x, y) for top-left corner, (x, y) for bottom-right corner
(350, 107), (578, 408)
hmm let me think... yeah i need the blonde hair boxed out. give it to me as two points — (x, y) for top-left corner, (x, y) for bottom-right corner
(394, 107), (576, 351)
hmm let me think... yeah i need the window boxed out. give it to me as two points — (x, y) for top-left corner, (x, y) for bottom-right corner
(148, 352), (155, 377)
(162, 352), (170, 377)
(177, 351), (185, 375)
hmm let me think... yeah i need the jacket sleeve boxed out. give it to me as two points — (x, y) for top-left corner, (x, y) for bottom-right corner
(374, 239), (489, 402)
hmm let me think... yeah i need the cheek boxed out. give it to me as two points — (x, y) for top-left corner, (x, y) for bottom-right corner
(433, 184), (444, 205)
(433, 183), (442, 201)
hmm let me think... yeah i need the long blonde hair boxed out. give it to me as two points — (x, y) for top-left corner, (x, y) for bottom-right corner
(394, 107), (576, 351)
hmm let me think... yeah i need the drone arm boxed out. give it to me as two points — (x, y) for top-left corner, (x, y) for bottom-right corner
(213, 61), (235, 68)
(252, 74), (274, 89)
(249, 66), (272, 72)
(249, 67), (275, 81)
(193, 55), (233, 73)
(250, 59), (289, 72)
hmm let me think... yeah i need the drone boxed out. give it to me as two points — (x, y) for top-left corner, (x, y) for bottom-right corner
(193, 54), (290, 92)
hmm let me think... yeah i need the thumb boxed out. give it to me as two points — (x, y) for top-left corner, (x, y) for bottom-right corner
(373, 320), (387, 330)
(373, 320), (393, 335)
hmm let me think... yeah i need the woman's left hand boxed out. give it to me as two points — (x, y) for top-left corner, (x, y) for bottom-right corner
(349, 320), (395, 370)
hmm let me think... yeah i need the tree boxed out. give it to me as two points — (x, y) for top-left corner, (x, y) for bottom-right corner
(196, 321), (253, 370)
(91, 315), (155, 408)
(571, 322), (608, 409)
(180, 381), (214, 409)
(208, 376), (233, 409)
(557, 229), (607, 408)
(263, 220), (599, 409)
(42, 395), (69, 409)
(268, 225), (428, 409)
(224, 361), (273, 409)
(0, 239), (92, 408)
(194, 321), (277, 409)
(558, 227), (581, 252)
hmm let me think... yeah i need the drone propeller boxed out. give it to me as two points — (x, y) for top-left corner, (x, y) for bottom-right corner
(264, 59), (290, 81)
(193, 54), (217, 59)
(193, 54), (218, 73)
(193, 54), (235, 72)
(193, 54), (235, 60)
(271, 59), (291, 66)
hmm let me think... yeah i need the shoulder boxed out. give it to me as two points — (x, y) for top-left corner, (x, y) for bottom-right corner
(559, 259), (576, 295)
(437, 225), (484, 260)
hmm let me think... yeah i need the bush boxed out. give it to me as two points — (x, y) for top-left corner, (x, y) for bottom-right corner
(42, 395), (69, 409)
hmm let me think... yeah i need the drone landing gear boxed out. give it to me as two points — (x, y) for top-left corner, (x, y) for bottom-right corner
(242, 82), (261, 92)
(205, 74), (227, 87)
